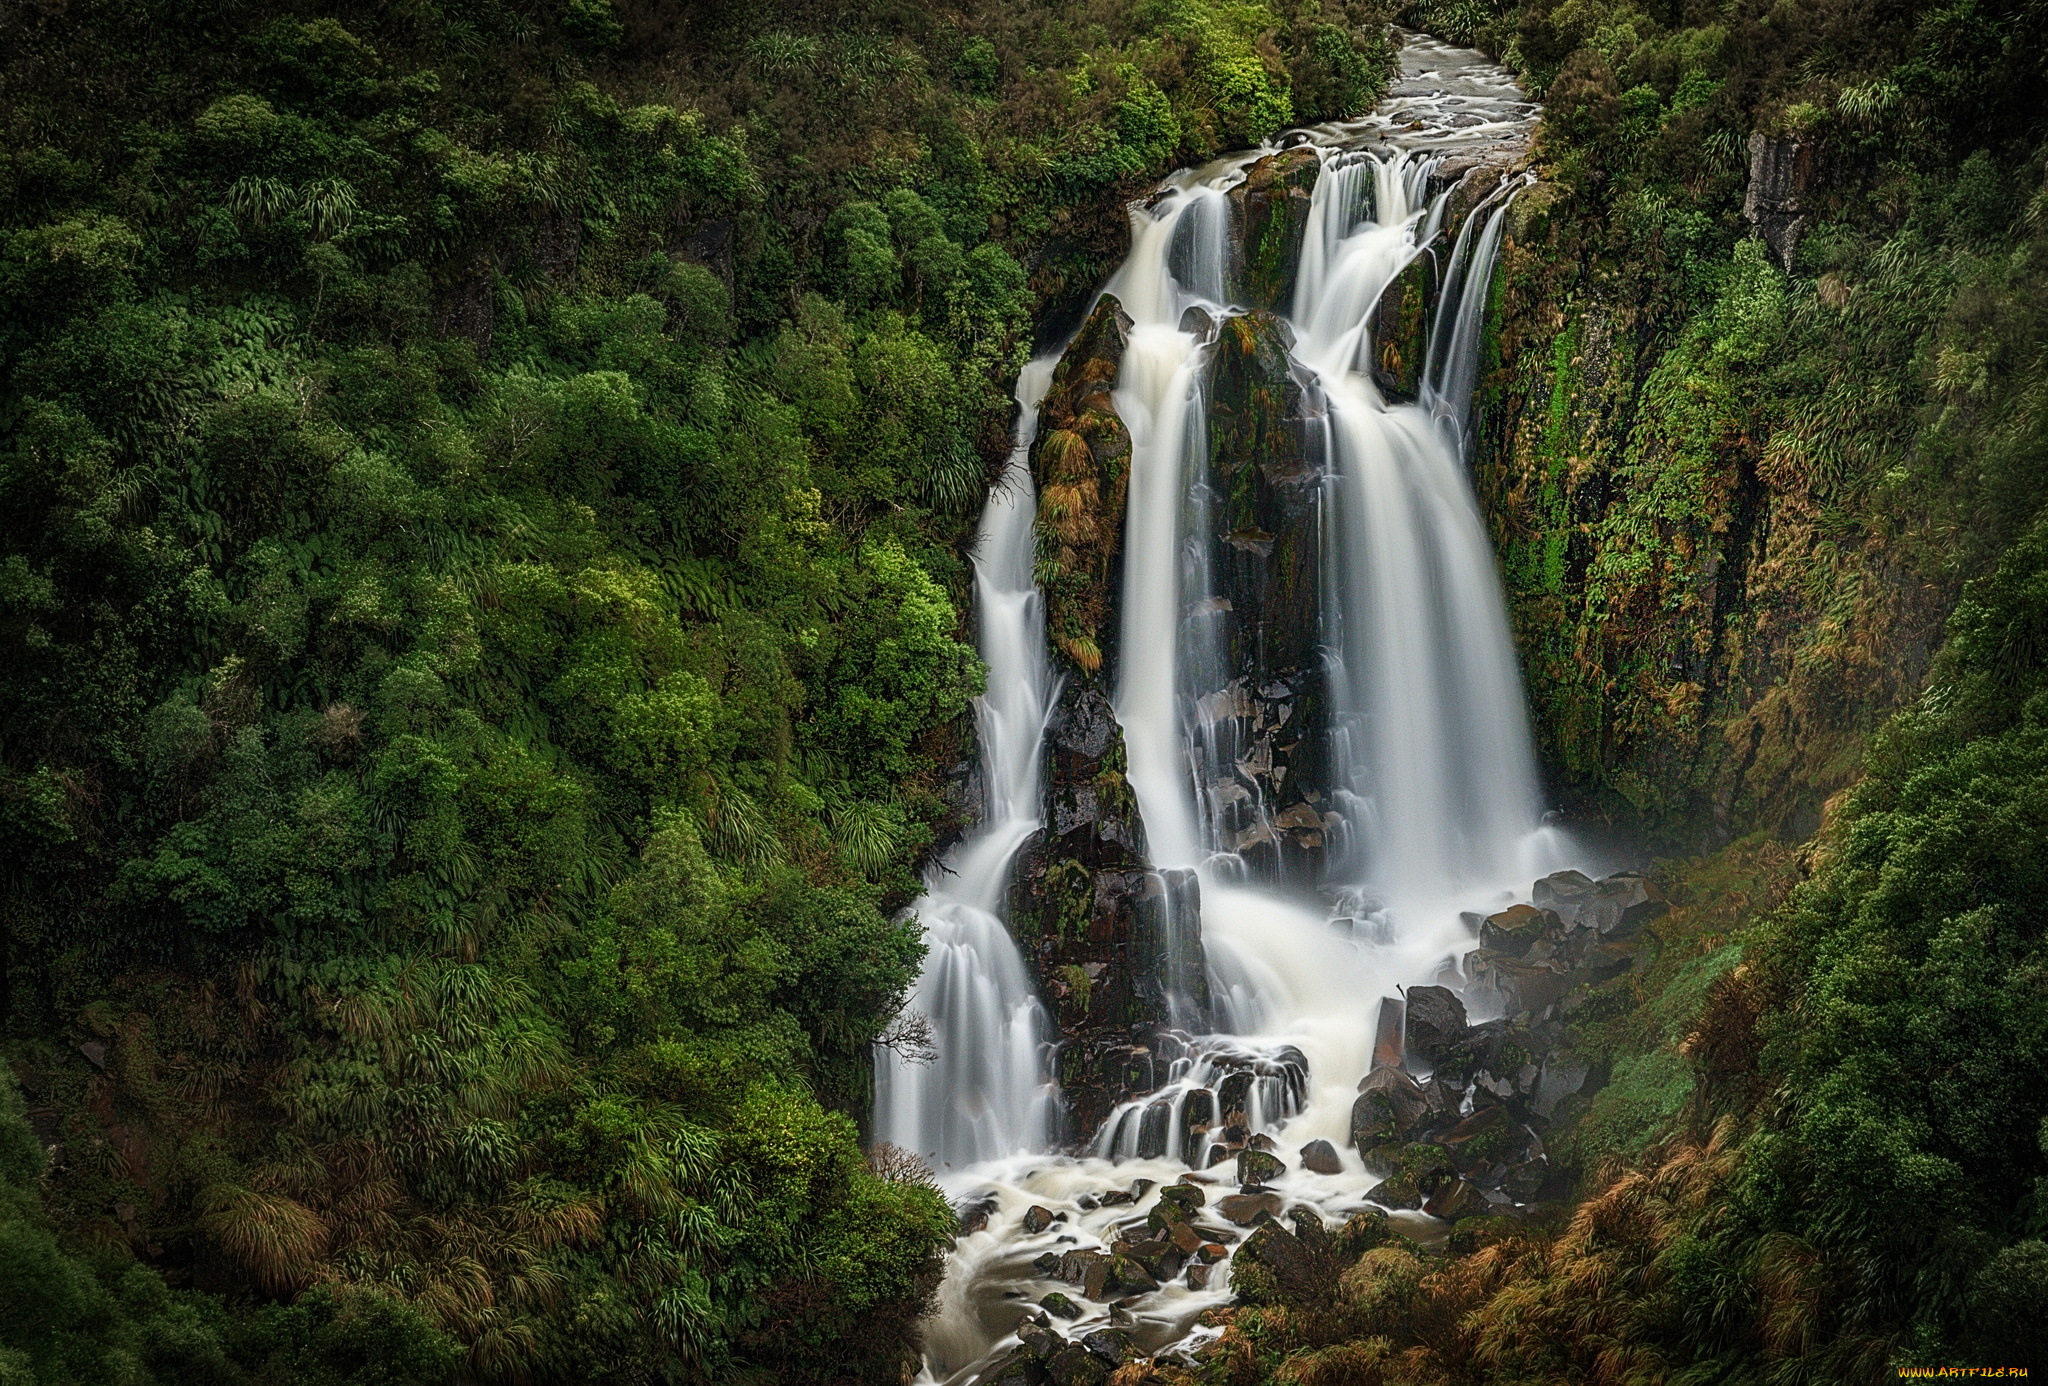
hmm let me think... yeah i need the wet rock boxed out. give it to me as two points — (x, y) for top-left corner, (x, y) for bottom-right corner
(1206, 1143), (1232, 1168)
(1228, 147), (1321, 310)
(1216, 1190), (1285, 1226)
(1096, 1187), (1135, 1207)
(1158, 1180), (1206, 1212)
(1134, 1098), (1174, 1159)
(1237, 1148), (1286, 1187)
(1370, 255), (1432, 398)
(1108, 1253), (1160, 1293)
(1480, 903), (1560, 957)
(1585, 872), (1669, 938)
(1022, 1205), (1055, 1235)
(1352, 1065), (1430, 1151)
(1465, 949), (1573, 1019)
(1403, 985), (1468, 1062)
(1185, 1261), (1213, 1290)
(1176, 1088), (1216, 1165)
(1532, 869), (1598, 919)
(1245, 1131), (1277, 1153)
(1019, 1322), (1063, 1360)
(1081, 1327), (1137, 1365)
(1298, 1138), (1342, 1175)
(959, 1193), (1000, 1236)
(76, 1040), (107, 1070)
(1230, 1209), (1351, 1305)
(1119, 1236), (1185, 1282)
(977, 1347), (1050, 1386)
(1364, 1143), (1457, 1210)
(1531, 1056), (1590, 1119)
(1047, 1342), (1112, 1386)
(1040, 1291), (1083, 1320)
(1196, 1240), (1228, 1262)
(1161, 1219), (1206, 1256)
(1033, 1251), (1063, 1274)
(1423, 1176), (1493, 1221)
(1438, 1104), (1536, 1174)
(1372, 995), (1405, 1069)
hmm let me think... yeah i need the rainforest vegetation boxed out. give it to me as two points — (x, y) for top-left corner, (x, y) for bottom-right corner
(4, 0), (2047, 1380)
(0, 0), (1392, 1381)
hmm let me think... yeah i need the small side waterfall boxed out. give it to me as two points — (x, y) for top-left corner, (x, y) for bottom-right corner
(873, 360), (1060, 1171)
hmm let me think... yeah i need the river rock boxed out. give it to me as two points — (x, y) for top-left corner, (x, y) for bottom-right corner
(1022, 1205), (1054, 1234)
(1108, 1253), (1160, 1293)
(1018, 1322), (1063, 1360)
(1158, 1180), (1205, 1212)
(1081, 1327), (1137, 1365)
(1237, 1148), (1285, 1187)
(1465, 949), (1573, 1018)
(1402, 985), (1468, 1062)
(1438, 1104), (1537, 1173)
(976, 1347), (1049, 1386)
(1047, 1342), (1112, 1386)
(1185, 1261), (1212, 1290)
(959, 1192), (999, 1235)
(1584, 872), (1670, 938)
(1216, 1190), (1284, 1226)
(1040, 1291), (1082, 1320)
(1298, 1138), (1342, 1174)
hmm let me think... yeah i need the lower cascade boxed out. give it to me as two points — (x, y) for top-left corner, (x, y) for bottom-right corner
(882, 34), (1646, 1383)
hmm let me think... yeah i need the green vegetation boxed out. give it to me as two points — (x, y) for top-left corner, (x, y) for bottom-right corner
(1163, 0), (2048, 1378)
(0, 0), (1394, 1381)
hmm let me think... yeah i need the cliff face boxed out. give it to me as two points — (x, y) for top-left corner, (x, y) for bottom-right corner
(1470, 139), (1954, 846)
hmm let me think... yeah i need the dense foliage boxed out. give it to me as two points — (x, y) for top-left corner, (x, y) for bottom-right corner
(0, 0), (1398, 1381)
(1170, 0), (2048, 1378)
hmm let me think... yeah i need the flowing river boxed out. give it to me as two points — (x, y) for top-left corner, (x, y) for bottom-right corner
(878, 33), (1582, 1383)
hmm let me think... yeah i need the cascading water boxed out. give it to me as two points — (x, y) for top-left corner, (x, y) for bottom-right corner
(899, 34), (1584, 1384)
(873, 359), (1061, 1171)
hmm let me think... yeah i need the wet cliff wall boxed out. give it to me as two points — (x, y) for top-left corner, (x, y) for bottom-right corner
(1461, 40), (2048, 850)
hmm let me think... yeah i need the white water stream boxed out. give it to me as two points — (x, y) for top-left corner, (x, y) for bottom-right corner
(882, 34), (1577, 1383)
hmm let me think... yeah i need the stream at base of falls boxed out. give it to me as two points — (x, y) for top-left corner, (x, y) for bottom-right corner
(880, 33), (1610, 1385)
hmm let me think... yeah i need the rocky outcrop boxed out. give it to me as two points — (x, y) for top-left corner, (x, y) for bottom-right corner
(1743, 133), (1816, 271)
(1033, 294), (1135, 678)
(1197, 309), (1336, 885)
(1228, 147), (1320, 310)
(1336, 870), (1667, 1223)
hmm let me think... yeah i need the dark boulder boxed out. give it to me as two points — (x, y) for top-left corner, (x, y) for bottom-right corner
(1403, 985), (1468, 1062)
(1298, 1138), (1342, 1175)
(1480, 903), (1560, 957)
(1022, 1205), (1055, 1235)
(1040, 1290), (1083, 1320)
(1237, 1148), (1286, 1187)
(1423, 1177), (1496, 1222)
(1216, 1190), (1285, 1226)
(978, 1349), (1050, 1385)
(1081, 1328), (1137, 1365)
(1352, 1066), (1430, 1151)
(1046, 1342), (1112, 1386)
(1585, 872), (1669, 938)
(1364, 1143), (1457, 1210)
(1532, 869), (1597, 919)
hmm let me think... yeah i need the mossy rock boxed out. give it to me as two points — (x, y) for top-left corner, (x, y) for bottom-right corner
(1364, 1143), (1455, 1210)
(1228, 147), (1320, 311)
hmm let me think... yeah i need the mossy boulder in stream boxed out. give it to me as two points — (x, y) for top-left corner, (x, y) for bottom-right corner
(1228, 147), (1320, 310)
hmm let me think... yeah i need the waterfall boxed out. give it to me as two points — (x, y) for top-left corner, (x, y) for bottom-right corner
(873, 359), (1060, 1171)
(905, 35), (1563, 1382)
